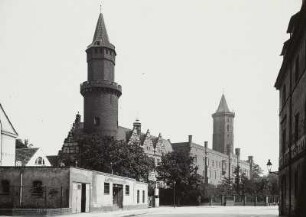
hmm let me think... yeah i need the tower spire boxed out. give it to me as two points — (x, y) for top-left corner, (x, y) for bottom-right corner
(216, 94), (230, 113)
(90, 11), (114, 48)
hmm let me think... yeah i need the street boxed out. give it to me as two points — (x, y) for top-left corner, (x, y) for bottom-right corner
(58, 206), (278, 217)
(140, 206), (278, 217)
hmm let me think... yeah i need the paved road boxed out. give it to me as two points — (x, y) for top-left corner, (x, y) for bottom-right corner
(58, 206), (278, 217)
(139, 206), (278, 217)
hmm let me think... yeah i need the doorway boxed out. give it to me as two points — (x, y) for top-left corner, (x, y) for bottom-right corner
(113, 184), (123, 209)
(72, 182), (89, 213)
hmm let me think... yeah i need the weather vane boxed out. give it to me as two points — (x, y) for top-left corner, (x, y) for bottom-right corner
(100, 1), (102, 13)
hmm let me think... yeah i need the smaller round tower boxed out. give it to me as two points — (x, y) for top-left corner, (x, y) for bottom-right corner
(212, 95), (235, 155)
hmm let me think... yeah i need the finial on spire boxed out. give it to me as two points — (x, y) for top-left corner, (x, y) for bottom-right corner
(100, 4), (102, 13)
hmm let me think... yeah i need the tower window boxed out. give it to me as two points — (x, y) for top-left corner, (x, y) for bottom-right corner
(295, 56), (299, 84)
(227, 125), (229, 132)
(295, 113), (300, 142)
(94, 117), (100, 126)
(282, 85), (286, 105)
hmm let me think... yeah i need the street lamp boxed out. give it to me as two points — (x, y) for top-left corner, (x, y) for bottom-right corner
(266, 159), (279, 175)
(173, 181), (176, 208)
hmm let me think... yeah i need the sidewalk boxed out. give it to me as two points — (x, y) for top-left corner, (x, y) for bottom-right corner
(59, 208), (150, 217)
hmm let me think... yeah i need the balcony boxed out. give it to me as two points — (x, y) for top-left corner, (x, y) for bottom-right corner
(80, 81), (122, 97)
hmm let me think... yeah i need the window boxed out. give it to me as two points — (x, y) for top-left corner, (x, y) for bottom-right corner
(295, 56), (299, 83)
(227, 125), (229, 132)
(282, 129), (286, 155)
(125, 185), (130, 195)
(94, 117), (100, 126)
(104, 182), (110, 194)
(35, 157), (45, 165)
(32, 180), (43, 196)
(295, 113), (300, 143)
(194, 155), (197, 164)
(1, 180), (10, 194)
(137, 190), (140, 204)
(142, 190), (145, 203)
(295, 170), (299, 199)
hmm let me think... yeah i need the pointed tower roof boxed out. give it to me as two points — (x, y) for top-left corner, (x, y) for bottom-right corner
(89, 13), (115, 49)
(216, 94), (230, 113)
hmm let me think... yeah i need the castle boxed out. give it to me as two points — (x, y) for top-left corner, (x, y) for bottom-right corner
(58, 12), (253, 186)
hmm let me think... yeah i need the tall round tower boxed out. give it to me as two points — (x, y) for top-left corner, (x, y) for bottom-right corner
(212, 95), (235, 155)
(81, 13), (122, 137)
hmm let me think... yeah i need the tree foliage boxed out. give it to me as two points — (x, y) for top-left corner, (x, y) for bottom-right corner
(217, 163), (278, 196)
(156, 149), (203, 205)
(62, 134), (154, 181)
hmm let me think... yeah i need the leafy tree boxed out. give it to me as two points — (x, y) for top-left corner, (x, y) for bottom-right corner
(218, 176), (234, 195)
(16, 139), (33, 149)
(62, 134), (154, 181)
(156, 149), (203, 205)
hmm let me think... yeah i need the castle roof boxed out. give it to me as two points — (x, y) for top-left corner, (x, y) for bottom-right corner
(16, 148), (39, 165)
(216, 94), (230, 113)
(89, 13), (115, 49)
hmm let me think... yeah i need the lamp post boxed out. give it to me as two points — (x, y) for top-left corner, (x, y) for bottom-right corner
(266, 159), (279, 175)
(173, 181), (176, 208)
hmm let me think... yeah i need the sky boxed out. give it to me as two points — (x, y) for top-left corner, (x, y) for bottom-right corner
(0, 0), (302, 173)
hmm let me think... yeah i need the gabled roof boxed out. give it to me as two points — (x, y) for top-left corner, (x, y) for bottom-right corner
(0, 104), (18, 137)
(16, 148), (39, 165)
(216, 94), (230, 113)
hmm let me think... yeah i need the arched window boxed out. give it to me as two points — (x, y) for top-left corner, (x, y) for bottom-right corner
(35, 157), (45, 165)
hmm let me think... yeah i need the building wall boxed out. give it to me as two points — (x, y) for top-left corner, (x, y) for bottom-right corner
(0, 167), (70, 208)
(172, 139), (251, 186)
(275, 5), (306, 217)
(212, 115), (234, 154)
(0, 167), (148, 213)
(1, 133), (16, 166)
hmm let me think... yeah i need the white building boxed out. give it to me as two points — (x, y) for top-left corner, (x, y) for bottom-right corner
(0, 104), (18, 166)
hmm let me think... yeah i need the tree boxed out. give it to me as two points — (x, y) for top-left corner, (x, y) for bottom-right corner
(16, 139), (33, 149)
(218, 176), (234, 195)
(156, 149), (203, 205)
(63, 134), (154, 181)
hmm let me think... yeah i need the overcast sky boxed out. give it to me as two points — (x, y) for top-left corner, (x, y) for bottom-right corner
(0, 0), (302, 172)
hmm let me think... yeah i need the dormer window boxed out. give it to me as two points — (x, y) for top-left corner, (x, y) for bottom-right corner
(35, 157), (45, 165)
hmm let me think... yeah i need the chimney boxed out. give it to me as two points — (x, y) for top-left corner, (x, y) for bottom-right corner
(226, 144), (232, 156)
(235, 148), (241, 162)
(248, 156), (253, 163)
(188, 135), (192, 145)
(133, 119), (141, 135)
(235, 148), (241, 157)
(204, 141), (208, 149)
